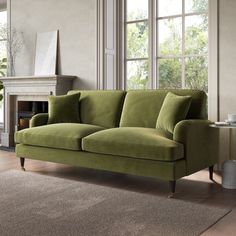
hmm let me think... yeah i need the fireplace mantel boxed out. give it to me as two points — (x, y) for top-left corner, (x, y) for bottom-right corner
(0, 75), (76, 147)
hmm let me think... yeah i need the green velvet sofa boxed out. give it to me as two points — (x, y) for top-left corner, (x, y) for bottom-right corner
(15, 89), (218, 196)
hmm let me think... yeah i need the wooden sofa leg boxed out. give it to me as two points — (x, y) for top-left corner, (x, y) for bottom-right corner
(168, 180), (176, 198)
(209, 165), (214, 181)
(20, 157), (25, 171)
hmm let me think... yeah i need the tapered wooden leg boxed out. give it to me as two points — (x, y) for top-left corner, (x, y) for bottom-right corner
(168, 180), (176, 198)
(20, 157), (25, 171)
(209, 165), (214, 181)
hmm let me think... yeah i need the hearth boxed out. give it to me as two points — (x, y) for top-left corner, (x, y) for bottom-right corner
(18, 101), (48, 130)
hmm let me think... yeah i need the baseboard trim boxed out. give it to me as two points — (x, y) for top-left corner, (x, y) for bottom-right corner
(0, 146), (15, 152)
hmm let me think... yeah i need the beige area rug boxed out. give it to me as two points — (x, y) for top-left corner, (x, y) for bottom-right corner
(0, 170), (230, 236)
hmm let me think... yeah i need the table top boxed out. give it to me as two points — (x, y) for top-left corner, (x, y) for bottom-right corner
(210, 124), (236, 129)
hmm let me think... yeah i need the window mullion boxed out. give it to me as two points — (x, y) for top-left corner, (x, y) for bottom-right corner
(123, 0), (127, 90)
(149, 0), (157, 89)
(126, 19), (148, 24)
(126, 57), (149, 61)
(157, 11), (208, 20)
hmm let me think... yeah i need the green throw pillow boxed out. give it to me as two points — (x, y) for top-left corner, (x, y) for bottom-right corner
(47, 93), (80, 124)
(156, 92), (192, 134)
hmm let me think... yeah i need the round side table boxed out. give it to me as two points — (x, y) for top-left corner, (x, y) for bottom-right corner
(210, 124), (236, 189)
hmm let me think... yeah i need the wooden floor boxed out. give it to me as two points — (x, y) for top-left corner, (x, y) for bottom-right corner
(0, 149), (236, 235)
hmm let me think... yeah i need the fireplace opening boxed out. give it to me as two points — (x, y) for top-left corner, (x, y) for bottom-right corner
(18, 101), (48, 130)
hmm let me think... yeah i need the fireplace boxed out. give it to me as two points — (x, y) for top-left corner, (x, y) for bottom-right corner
(0, 75), (75, 147)
(18, 101), (48, 130)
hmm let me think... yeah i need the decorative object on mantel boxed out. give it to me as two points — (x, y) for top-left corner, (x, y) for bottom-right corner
(0, 27), (24, 76)
(8, 28), (24, 76)
(34, 30), (58, 76)
(0, 75), (76, 147)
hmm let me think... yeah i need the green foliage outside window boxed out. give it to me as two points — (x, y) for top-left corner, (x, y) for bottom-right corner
(126, 0), (208, 92)
(127, 19), (149, 90)
(127, 60), (149, 89)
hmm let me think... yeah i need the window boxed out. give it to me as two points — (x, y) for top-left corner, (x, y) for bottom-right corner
(125, 0), (149, 89)
(124, 0), (208, 91)
(0, 10), (7, 124)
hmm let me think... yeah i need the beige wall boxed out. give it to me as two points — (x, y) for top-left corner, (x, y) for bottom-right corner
(0, 4), (6, 9)
(8, 0), (236, 162)
(219, 0), (236, 163)
(219, 0), (236, 119)
(10, 0), (97, 89)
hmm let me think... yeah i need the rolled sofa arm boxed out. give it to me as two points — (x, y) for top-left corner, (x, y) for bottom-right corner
(173, 120), (219, 175)
(30, 113), (49, 128)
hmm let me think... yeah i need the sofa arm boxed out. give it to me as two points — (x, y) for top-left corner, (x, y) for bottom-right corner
(173, 120), (219, 175)
(30, 113), (48, 128)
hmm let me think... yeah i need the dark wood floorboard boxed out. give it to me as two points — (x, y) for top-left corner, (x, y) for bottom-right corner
(0, 150), (236, 235)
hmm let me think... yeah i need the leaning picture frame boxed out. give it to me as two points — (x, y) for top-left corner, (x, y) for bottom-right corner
(34, 30), (58, 76)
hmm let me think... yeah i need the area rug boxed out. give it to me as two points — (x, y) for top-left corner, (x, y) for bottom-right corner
(0, 170), (230, 236)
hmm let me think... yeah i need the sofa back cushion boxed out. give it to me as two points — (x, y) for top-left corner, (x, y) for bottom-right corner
(120, 89), (207, 128)
(68, 90), (126, 128)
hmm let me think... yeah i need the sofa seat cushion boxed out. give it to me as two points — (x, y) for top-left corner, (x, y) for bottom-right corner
(15, 123), (105, 151)
(82, 127), (184, 161)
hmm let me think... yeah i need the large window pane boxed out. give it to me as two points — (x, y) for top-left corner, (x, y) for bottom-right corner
(0, 11), (7, 41)
(0, 41), (6, 60)
(127, 21), (148, 59)
(185, 15), (208, 55)
(127, 60), (149, 90)
(158, 58), (182, 89)
(127, 0), (148, 21)
(0, 11), (7, 25)
(185, 56), (208, 92)
(185, 0), (208, 13)
(158, 17), (182, 56)
(158, 0), (182, 17)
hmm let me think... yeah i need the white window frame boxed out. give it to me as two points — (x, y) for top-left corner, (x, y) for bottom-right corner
(156, 1), (208, 90)
(208, 0), (219, 121)
(122, 0), (209, 91)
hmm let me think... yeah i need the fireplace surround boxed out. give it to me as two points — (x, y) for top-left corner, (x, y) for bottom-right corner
(0, 75), (75, 147)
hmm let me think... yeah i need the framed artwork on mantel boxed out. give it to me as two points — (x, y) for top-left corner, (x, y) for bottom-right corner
(34, 30), (58, 76)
